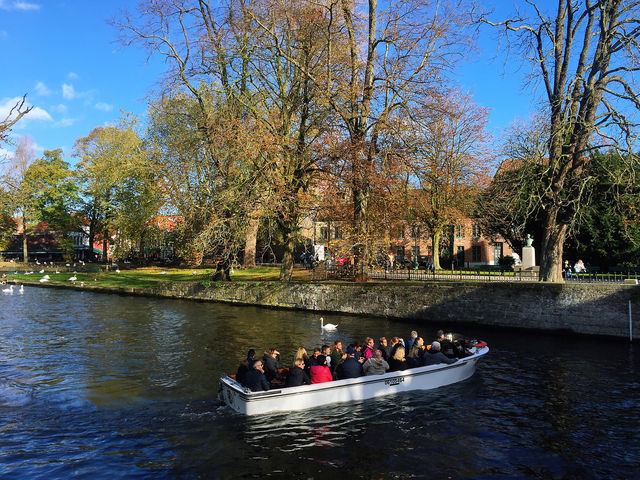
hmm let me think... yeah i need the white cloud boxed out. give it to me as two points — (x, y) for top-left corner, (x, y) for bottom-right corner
(51, 103), (67, 114)
(61, 83), (93, 103)
(34, 81), (51, 96)
(0, 1), (40, 10)
(67, 72), (79, 79)
(55, 117), (75, 127)
(0, 97), (52, 123)
(94, 102), (113, 112)
(62, 83), (75, 100)
(25, 105), (51, 121)
(15, 2), (39, 10)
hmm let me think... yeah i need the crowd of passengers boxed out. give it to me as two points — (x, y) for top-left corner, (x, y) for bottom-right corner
(235, 329), (470, 392)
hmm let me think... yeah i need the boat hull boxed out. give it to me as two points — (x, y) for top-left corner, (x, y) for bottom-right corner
(219, 346), (488, 415)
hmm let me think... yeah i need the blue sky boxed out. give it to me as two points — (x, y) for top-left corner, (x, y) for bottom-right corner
(1, 0), (536, 163)
(0, 0), (165, 161)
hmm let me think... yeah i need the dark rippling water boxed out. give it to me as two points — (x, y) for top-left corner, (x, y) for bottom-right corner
(0, 286), (638, 479)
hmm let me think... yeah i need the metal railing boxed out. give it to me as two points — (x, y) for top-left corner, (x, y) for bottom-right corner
(366, 267), (640, 283)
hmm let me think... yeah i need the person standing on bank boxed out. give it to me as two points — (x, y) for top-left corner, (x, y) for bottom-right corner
(563, 260), (572, 279)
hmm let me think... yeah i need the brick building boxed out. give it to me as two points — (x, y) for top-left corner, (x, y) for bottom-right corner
(309, 218), (514, 268)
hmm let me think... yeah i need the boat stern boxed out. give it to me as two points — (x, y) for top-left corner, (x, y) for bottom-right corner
(219, 376), (249, 414)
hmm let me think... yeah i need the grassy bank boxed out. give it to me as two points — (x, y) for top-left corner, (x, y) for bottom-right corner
(1, 265), (315, 288)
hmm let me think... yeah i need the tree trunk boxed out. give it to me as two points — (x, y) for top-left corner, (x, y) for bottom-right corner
(22, 233), (28, 264)
(212, 259), (231, 281)
(539, 206), (567, 282)
(432, 229), (441, 270)
(88, 221), (95, 262)
(279, 223), (295, 282)
(243, 216), (259, 268)
(353, 151), (370, 282)
(102, 229), (108, 263)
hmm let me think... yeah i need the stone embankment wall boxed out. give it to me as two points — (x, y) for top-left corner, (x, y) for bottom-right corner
(122, 280), (640, 339)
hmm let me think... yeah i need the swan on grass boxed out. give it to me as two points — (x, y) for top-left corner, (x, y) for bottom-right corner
(320, 317), (338, 330)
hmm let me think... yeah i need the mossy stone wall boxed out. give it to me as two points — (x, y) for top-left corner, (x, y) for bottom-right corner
(140, 280), (639, 339)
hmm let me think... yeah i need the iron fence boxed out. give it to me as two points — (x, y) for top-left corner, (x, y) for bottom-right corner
(365, 267), (640, 284)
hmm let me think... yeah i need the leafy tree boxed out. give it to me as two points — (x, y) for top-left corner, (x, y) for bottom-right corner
(118, 0), (332, 281)
(480, 126), (640, 270)
(146, 90), (264, 270)
(22, 149), (80, 260)
(1, 135), (38, 262)
(0, 188), (16, 251)
(242, 0), (333, 281)
(566, 150), (640, 268)
(74, 117), (161, 262)
(115, 1), (261, 279)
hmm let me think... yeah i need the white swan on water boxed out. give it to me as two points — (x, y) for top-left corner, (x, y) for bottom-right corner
(19, 285), (24, 294)
(320, 317), (338, 330)
(2, 285), (14, 294)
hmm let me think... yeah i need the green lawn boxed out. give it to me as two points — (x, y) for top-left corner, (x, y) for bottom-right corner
(3, 265), (314, 288)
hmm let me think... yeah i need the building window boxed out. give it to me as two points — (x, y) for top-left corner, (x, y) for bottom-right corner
(472, 224), (481, 239)
(456, 245), (465, 265)
(493, 242), (503, 263)
(455, 225), (465, 239)
(334, 226), (342, 240)
(320, 226), (329, 241)
(472, 245), (481, 262)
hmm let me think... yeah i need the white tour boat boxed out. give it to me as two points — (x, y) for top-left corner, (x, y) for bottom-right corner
(219, 343), (489, 415)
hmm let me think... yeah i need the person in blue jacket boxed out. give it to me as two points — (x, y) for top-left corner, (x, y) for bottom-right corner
(337, 352), (364, 379)
(423, 342), (457, 366)
(242, 360), (270, 392)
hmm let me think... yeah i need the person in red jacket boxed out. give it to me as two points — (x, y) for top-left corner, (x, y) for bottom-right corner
(309, 355), (333, 384)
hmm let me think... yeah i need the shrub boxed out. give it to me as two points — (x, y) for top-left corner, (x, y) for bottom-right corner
(498, 255), (516, 269)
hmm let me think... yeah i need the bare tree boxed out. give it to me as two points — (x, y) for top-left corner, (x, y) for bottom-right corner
(482, 0), (640, 282)
(476, 112), (549, 252)
(0, 95), (33, 145)
(403, 90), (494, 270)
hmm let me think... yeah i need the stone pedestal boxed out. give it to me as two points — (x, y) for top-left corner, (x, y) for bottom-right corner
(522, 246), (536, 269)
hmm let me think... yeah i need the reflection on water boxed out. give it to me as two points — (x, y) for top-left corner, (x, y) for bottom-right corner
(0, 286), (638, 479)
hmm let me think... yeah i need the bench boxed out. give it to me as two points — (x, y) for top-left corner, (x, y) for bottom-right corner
(608, 266), (640, 274)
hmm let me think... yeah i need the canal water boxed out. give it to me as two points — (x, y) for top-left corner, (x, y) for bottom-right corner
(0, 286), (638, 479)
